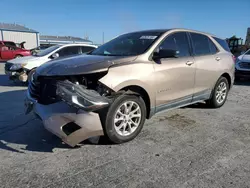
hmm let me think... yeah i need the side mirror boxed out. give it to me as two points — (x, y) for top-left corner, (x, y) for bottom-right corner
(153, 49), (179, 60)
(51, 53), (59, 59)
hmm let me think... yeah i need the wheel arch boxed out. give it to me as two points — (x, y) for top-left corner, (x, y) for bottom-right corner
(119, 85), (152, 119)
(221, 72), (232, 89)
(15, 54), (23, 57)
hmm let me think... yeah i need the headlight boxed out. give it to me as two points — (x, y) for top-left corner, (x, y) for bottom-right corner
(10, 63), (27, 71)
(236, 57), (241, 63)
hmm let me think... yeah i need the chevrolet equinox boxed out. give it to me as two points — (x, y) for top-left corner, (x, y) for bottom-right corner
(25, 29), (235, 146)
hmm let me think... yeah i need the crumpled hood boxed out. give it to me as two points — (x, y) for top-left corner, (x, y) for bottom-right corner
(238, 54), (250, 62)
(36, 54), (137, 76)
(7, 56), (41, 64)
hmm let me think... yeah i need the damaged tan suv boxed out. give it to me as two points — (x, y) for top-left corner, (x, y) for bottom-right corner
(25, 29), (235, 146)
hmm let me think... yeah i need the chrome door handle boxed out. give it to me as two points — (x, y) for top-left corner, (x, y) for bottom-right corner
(215, 57), (221, 61)
(186, 61), (194, 66)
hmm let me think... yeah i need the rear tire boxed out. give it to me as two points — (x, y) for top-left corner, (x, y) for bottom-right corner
(100, 94), (146, 144)
(207, 77), (229, 108)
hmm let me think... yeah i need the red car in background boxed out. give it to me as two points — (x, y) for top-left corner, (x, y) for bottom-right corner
(0, 41), (31, 61)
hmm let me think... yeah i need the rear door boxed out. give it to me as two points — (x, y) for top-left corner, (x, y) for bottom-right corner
(153, 32), (196, 110)
(189, 32), (220, 100)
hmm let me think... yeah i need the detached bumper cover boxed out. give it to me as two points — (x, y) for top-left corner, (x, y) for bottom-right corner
(27, 100), (104, 147)
(56, 80), (110, 112)
(5, 63), (28, 82)
(25, 88), (106, 147)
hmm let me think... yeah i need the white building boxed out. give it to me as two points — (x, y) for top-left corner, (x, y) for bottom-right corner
(0, 23), (39, 49)
(39, 35), (93, 48)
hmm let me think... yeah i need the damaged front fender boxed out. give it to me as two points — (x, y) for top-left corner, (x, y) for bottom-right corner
(56, 80), (110, 112)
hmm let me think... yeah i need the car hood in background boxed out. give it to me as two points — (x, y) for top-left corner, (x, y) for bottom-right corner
(7, 56), (41, 64)
(36, 54), (137, 76)
(238, 54), (250, 62)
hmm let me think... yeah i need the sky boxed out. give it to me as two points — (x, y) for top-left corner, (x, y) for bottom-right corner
(1, 0), (250, 44)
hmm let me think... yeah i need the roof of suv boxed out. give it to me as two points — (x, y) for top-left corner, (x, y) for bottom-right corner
(129, 28), (218, 38)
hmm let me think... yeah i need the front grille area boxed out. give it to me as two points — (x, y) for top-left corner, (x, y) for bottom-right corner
(235, 70), (250, 76)
(239, 62), (250, 69)
(5, 62), (13, 71)
(28, 74), (61, 105)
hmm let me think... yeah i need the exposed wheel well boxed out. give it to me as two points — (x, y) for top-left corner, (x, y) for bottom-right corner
(221, 73), (231, 88)
(119, 85), (151, 119)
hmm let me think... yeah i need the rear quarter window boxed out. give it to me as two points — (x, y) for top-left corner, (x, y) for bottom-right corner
(212, 37), (231, 52)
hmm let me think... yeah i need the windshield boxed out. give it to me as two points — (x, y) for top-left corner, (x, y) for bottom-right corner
(4, 42), (16, 47)
(35, 45), (61, 57)
(91, 31), (163, 56)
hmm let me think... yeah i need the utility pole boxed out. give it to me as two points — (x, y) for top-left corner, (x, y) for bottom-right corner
(102, 32), (104, 44)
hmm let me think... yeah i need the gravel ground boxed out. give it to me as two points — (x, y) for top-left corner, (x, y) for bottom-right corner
(0, 63), (250, 188)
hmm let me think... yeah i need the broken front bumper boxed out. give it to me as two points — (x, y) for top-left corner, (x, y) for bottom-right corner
(25, 97), (104, 147)
(5, 70), (28, 82)
(25, 80), (111, 146)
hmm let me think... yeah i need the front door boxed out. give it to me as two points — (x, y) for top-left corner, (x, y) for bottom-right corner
(153, 32), (196, 112)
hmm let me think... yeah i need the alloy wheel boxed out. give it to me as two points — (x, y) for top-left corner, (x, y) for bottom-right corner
(216, 81), (227, 104)
(114, 101), (142, 136)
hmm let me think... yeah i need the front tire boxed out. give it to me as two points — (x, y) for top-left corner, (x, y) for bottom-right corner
(207, 77), (229, 108)
(100, 94), (146, 144)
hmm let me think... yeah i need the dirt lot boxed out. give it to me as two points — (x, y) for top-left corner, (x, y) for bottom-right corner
(0, 63), (250, 188)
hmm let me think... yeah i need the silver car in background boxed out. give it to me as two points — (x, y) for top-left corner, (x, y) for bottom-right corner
(235, 49), (250, 80)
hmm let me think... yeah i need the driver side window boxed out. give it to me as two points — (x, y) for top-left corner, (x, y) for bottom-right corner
(159, 32), (191, 57)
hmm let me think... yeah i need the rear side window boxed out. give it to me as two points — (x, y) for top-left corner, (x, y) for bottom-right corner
(81, 46), (95, 53)
(190, 33), (216, 56)
(159, 32), (190, 57)
(212, 37), (231, 52)
(58, 46), (80, 57)
(208, 39), (218, 54)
